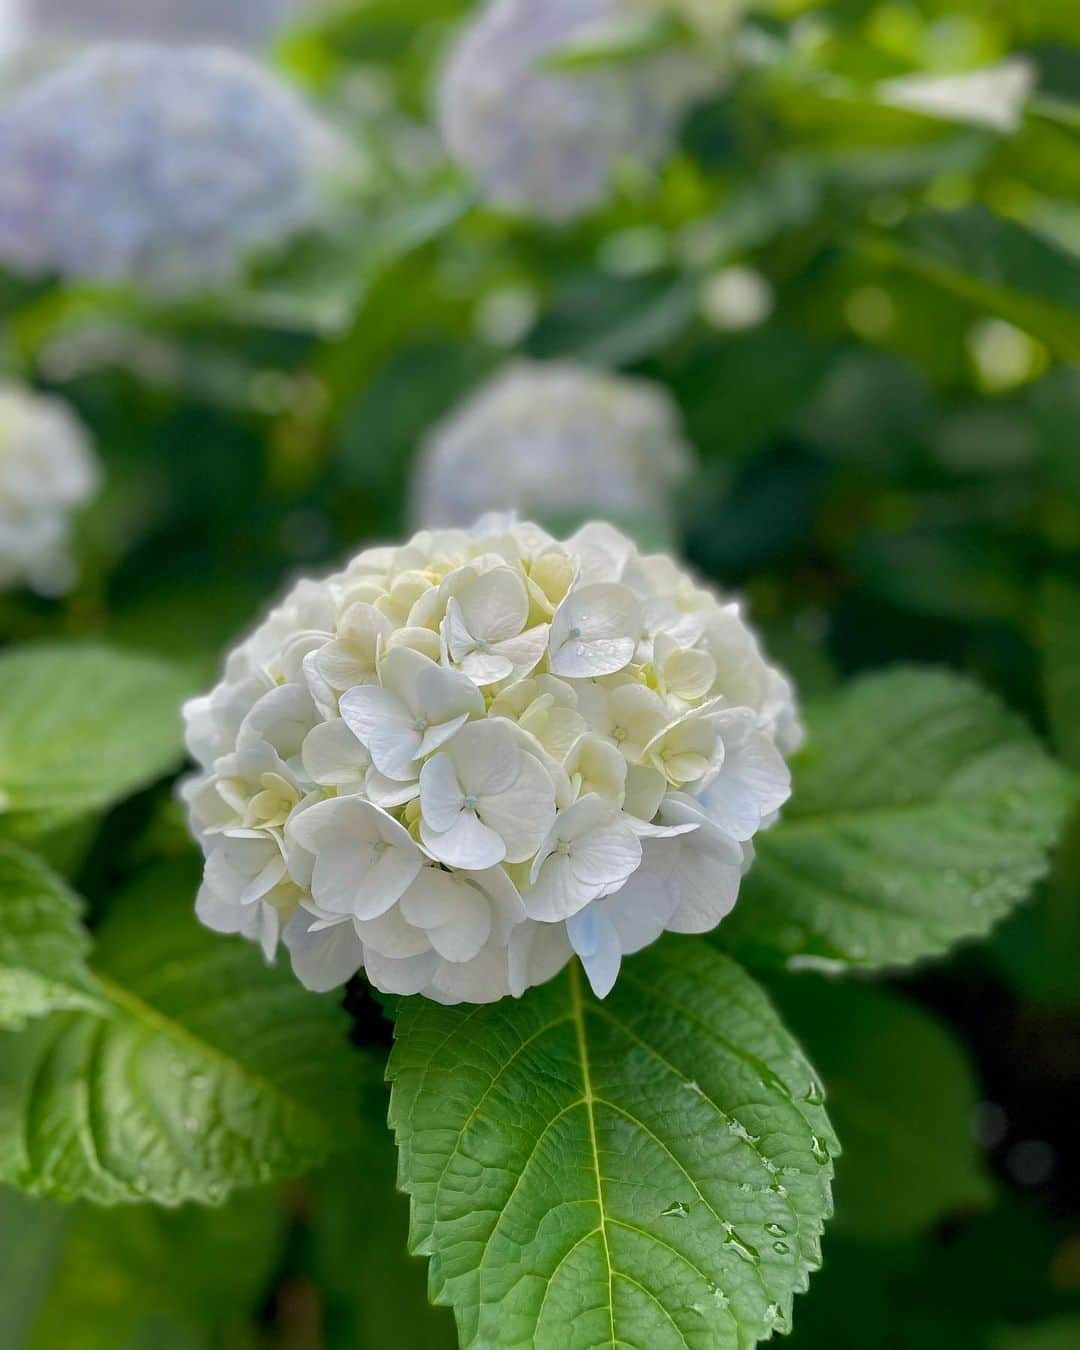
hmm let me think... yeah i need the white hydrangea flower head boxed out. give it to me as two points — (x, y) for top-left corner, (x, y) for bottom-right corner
(0, 43), (334, 292)
(437, 0), (718, 222)
(411, 361), (694, 534)
(0, 381), (99, 594)
(184, 519), (801, 1004)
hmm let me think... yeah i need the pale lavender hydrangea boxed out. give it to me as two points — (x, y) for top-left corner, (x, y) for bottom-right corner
(438, 0), (717, 222)
(9, 0), (301, 51)
(410, 361), (694, 534)
(0, 43), (331, 291)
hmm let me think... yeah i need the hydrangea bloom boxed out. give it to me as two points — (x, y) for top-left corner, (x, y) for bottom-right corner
(0, 382), (99, 594)
(184, 519), (800, 1004)
(437, 0), (716, 222)
(411, 361), (693, 532)
(0, 44), (331, 291)
(11, 0), (300, 51)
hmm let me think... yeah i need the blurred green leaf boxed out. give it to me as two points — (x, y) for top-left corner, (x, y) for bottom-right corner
(0, 646), (193, 844)
(992, 805), (1080, 1009)
(0, 861), (359, 1205)
(992, 1320), (1080, 1350)
(306, 1098), (455, 1350)
(1, 1182), (285, 1350)
(1039, 577), (1080, 768)
(0, 846), (101, 1030)
(766, 977), (991, 1240)
(390, 940), (835, 1349)
(871, 208), (1080, 359)
(723, 668), (1069, 970)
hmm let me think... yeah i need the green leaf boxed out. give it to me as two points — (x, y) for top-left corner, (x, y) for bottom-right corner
(0, 645), (193, 843)
(992, 806), (1080, 1010)
(992, 1320), (1080, 1350)
(1040, 577), (1080, 768)
(0, 861), (359, 1205)
(389, 940), (835, 1348)
(868, 207), (1080, 360)
(1, 1182), (285, 1350)
(765, 977), (991, 1241)
(721, 669), (1069, 970)
(0, 846), (103, 1030)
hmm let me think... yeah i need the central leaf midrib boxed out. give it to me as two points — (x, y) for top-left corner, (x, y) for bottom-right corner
(568, 959), (617, 1350)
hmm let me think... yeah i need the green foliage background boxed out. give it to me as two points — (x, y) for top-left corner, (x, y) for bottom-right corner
(0, 0), (1078, 1346)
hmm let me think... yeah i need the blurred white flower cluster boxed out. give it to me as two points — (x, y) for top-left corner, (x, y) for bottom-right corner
(438, 0), (717, 222)
(411, 361), (693, 533)
(0, 382), (99, 594)
(184, 519), (800, 1004)
(0, 43), (332, 291)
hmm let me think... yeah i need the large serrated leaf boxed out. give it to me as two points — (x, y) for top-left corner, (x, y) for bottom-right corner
(0, 861), (358, 1206)
(0, 846), (103, 1030)
(389, 939), (835, 1348)
(722, 668), (1069, 971)
(0, 644), (193, 842)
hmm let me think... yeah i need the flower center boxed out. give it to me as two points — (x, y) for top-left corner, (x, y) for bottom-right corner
(612, 725), (627, 743)
(413, 718), (428, 732)
(568, 626), (582, 640)
(474, 637), (489, 650)
(462, 794), (478, 810)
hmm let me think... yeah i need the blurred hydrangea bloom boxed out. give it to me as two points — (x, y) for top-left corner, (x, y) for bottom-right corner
(438, 0), (717, 222)
(0, 382), (99, 594)
(411, 361), (694, 534)
(183, 519), (800, 1003)
(0, 43), (332, 291)
(8, 0), (301, 51)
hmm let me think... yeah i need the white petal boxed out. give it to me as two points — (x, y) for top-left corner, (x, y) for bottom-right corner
(456, 648), (514, 686)
(567, 908), (623, 999)
(421, 808), (507, 869)
(415, 658), (485, 726)
(444, 595), (478, 663)
(285, 794), (379, 854)
(549, 583), (642, 679)
(301, 718), (369, 787)
(364, 947), (441, 996)
(524, 853), (590, 922)
(354, 907), (431, 959)
(339, 684), (420, 781)
(401, 870), (492, 963)
(284, 911), (363, 992)
(507, 921), (573, 998)
(449, 720), (522, 797)
(419, 752), (466, 833)
(477, 751), (557, 863)
(570, 820), (642, 896)
(366, 768), (422, 808)
(237, 684), (316, 761)
(204, 834), (285, 907)
(459, 566), (529, 642)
